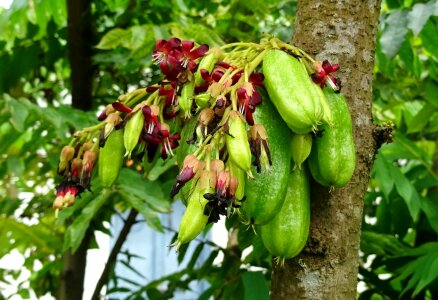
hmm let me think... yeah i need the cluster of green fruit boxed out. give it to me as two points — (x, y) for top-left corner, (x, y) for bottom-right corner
(54, 37), (356, 263)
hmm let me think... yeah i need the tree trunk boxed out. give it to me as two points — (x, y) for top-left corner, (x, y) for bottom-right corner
(270, 1), (381, 299)
(66, 0), (94, 110)
(57, 229), (92, 300)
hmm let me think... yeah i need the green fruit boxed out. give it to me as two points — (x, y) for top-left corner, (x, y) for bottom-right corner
(225, 111), (252, 175)
(263, 49), (324, 134)
(98, 129), (124, 187)
(260, 167), (310, 265)
(124, 110), (144, 158)
(308, 89), (356, 188)
(174, 173), (214, 250)
(290, 133), (312, 170)
(242, 96), (292, 225)
(179, 80), (195, 118)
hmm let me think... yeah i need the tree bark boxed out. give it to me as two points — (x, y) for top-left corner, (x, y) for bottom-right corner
(91, 209), (139, 300)
(66, 0), (94, 110)
(57, 229), (93, 300)
(270, 1), (381, 299)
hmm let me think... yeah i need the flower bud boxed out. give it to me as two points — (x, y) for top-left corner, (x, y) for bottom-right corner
(210, 159), (224, 176)
(228, 176), (238, 199)
(58, 146), (75, 174)
(64, 186), (79, 206)
(81, 150), (97, 187)
(112, 101), (133, 114)
(99, 113), (122, 147)
(97, 104), (115, 121)
(170, 155), (201, 198)
(71, 158), (83, 183)
(216, 171), (231, 197)
(248, 124), (272, 173)
(53, 196), (64, 209)
(228, 161), (245, 200)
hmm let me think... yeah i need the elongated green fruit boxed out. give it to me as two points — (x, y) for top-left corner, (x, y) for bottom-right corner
(179, 80), (195, 118)
(260, 167), (310, 265)
(308, 89), (356, 188)
(263, 49), (324, 134)
(243, 96), (292, 225)
(225, 111), (252, 175)
(124, 110), (144, 158)
(174, 173), (214, 250)
(194, 93), (211, 109)
(315, 83), (334, 127)
(98, 129), (124, 187)
(291, 133), (312, 170)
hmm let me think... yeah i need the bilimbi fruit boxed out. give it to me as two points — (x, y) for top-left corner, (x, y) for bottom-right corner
(98, 129), (124, 188)
(53, 36), (356, 263)
(225, 111), (253, 177)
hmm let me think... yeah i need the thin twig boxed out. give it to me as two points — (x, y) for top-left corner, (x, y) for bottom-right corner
(91, 209), (139, 300)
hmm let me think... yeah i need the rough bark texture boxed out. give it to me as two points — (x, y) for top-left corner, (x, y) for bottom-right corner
(57, 229), (92, 300)
(270, 0), (381, 299)
(66, 0), (94, 110)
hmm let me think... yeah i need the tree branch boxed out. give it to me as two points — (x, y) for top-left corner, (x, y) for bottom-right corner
(66, 0), (95, 110)
(91, 209), (139, 300)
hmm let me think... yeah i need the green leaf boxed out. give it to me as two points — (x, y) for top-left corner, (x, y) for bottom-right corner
(407, 103), (436, 133)
(96, 28), (132, 50)
(146, 157), (177, 181)
(117, 168), (170, 213)
(420, 195), (438, 234)
(392, 243), (438, 297)
(122, 194), (164, 232)
(420, 19), (438, 58)
(0, 217), (54, 256)
(186, 242), (204, 271)
(425, 80), (438, 108)
(408, 1), (435, 35)
(380, 10), (408, 58)
(242, 271), (269, 300)
(360, 231), (408, 256)
(64, 190), (111, 252)
(390, 163), (420, 221)
(6, 96), (29, 132)
(372, 154), (394, 198)
(177, 241), (190, 264)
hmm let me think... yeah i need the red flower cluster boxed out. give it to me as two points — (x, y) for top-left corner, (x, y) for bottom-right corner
(54, 144), (97, 209)
(153, 38), (209, 81)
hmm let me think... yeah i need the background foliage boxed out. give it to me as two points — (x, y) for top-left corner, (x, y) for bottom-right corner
(0, 0), (438, 299)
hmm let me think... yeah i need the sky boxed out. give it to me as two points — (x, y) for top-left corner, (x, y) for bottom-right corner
(0, 0), (12, 9)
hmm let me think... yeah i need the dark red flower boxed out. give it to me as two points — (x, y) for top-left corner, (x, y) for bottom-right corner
(311, 60), (340, 90)
(142, 122), (180, 160)
(142, 105), (160, 134)
(237, 82), (262, 125)
(158, 84), (178, 107)
(112, 101), (132, 114)
(179, 41), (209, 71)
(152, 38), (181, 66)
